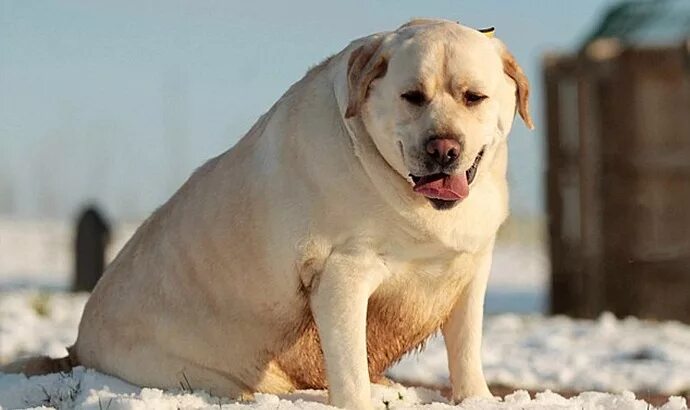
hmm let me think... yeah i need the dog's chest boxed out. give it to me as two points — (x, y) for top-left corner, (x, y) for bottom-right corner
(276, 257), (466, 389)
(364, 268), (464, 373)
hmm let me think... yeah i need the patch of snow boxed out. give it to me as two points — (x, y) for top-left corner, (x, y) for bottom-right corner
(390, 313), (690, 395)
(1, 291), (689, 399)
(2, 219), (688, 408)
(0, 368), (686, 409)
(0, 292), (87, 362)
(487, 241), (548, 291)
(0, 218), (136, 290)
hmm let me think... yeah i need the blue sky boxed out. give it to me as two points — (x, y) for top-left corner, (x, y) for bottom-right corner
(0, 1), (615, 220)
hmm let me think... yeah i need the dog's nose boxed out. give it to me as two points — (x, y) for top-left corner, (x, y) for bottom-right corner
(426, 138), (461, 167)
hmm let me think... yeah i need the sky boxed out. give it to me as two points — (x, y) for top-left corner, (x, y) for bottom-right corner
(0, 0), (616, 220)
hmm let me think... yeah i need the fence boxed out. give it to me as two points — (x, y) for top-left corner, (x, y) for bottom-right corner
(545, 39), (690, 322)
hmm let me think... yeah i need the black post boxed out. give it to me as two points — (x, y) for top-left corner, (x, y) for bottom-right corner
(73, 206), (111, 292)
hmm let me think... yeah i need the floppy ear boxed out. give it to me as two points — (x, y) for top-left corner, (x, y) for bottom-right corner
(344, 36), (388, 119)
(500, 47), (534, 130)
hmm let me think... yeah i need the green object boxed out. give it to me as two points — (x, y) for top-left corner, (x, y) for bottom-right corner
(582, 0), (690, 48)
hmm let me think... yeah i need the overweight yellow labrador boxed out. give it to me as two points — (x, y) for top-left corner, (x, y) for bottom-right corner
(12, 18), (533, 410)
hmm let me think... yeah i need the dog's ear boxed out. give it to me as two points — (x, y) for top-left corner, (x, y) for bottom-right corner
(345, 36), (388, 119)
(499, 46), (534, 130)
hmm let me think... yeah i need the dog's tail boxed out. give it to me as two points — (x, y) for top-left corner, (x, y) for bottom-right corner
(1, 346), (78, 376)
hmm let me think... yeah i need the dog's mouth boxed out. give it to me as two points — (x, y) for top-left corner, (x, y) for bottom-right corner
(409, 148), (485, 209)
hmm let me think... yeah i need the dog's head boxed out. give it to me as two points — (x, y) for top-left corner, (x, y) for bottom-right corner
(344, 19), (533, 210)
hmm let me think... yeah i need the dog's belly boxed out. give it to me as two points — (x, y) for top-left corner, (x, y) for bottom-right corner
(274, 277), (460, 389)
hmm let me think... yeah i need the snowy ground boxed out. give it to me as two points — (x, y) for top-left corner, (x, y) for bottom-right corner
(0, 291), (688, 409)
(0, 218), (138, 291)
(2, 367), (687, 410)
(0, 218), (689, 409)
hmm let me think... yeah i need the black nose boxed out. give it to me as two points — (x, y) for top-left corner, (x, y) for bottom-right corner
(426, 137), (461, 167)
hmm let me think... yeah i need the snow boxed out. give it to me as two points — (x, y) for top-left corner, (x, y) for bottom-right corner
(0, 292), (85, 362)
(391, 313), (690, 394)
(0, 291), (689, 409)
(1, 218), (689, 409)
(0, 219), (137, 290)
(0, 368), (687, 409)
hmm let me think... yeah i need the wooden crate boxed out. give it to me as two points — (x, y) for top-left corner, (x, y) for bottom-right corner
(545, 41), (690, 322)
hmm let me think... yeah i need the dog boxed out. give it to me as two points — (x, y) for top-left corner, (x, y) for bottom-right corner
(9, 18), (532, 410)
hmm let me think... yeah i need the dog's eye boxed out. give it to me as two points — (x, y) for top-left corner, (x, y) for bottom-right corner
(464, 91), (488, 106)
(400, 91), (427, 106)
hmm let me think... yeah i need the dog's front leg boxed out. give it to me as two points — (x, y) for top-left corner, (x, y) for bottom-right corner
(310, 247), (387, 410)
(442, 241), (494, 402)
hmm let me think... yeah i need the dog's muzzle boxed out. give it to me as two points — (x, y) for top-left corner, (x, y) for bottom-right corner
(410, 147), (485, 210)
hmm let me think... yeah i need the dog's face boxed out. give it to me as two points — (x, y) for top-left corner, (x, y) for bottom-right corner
(345, 19), (533, 210)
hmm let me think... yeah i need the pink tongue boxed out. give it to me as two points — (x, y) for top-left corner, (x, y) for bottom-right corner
(413, 174), (469, 200)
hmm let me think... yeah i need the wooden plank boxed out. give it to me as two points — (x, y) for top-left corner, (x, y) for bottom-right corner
(600, 44), (690, 322)
(544, 54), (583, 316)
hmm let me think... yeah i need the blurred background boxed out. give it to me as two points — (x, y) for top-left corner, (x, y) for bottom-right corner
(0, 0), (616, 307)
(1, 0), (689, 404)
(1, 1), (613, 221)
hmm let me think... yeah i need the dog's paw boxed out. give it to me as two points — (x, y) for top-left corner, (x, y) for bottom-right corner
(451, 383), (493, 404)
(330, 400), (375, 410)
